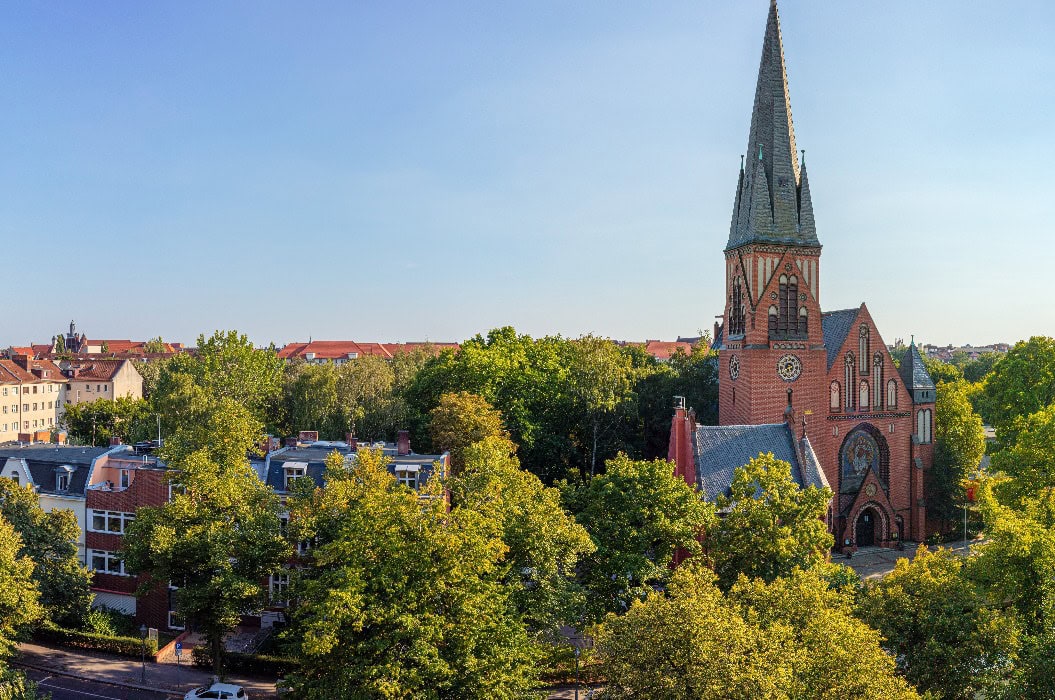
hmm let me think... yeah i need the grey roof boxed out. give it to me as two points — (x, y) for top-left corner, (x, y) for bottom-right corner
(821, 308), (859, 369)
(0, 445), (108, 497)
(727, 1), (819, 250)
(899, 343), (936, 392)
(264, 442), (446, 493)
(693, 423), (829, 501)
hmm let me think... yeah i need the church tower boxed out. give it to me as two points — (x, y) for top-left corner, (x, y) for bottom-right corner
(719, 0), (825, 427)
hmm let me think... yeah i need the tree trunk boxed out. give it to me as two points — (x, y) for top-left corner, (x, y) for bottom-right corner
(591, 420), (599, 477)
(212, 630), (224, 679)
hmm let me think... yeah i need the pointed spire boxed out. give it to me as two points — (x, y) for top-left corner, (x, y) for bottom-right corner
(726, 0), (820, 250)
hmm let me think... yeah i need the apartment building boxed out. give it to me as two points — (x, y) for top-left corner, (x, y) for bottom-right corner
(0, 357), (66, 442)
(61, 359), (143, 408)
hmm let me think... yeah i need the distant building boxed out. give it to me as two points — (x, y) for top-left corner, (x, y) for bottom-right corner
(277, 340), (458, 364)
(0, 357), (66, 442)
(60, 359), (143, 408)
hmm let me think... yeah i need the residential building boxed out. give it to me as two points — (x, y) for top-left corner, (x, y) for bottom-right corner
(277, 340), (458, 364)
(669, 2), (935, 551)
(0, 357), (66, 442)
(61, 359), (143, 408)
(0, 443), (115, 562)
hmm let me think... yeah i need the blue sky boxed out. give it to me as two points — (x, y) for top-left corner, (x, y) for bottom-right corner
(2, 2), (1053, 348)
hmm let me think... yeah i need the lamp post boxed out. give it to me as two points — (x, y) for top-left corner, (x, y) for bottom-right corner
(139, 624), (148, 683)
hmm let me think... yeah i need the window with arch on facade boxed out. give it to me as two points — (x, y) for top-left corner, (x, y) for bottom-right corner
(730, 277), (746, 336)
(844, 353), (856, 410)
(860, 380), (869, 410)
(887, 379), (898, 409)
(873, 353), (884, 409)
(830, 381), (840, 412)
(768, 305), (778, 336)
(916, 408), (932, 444)
(859, 326), (870, 375)
(799, 307), (808, 336)
(772, 273), (805, 339)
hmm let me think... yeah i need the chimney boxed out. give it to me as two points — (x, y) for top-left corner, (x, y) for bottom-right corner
(109, 436), (122, 446)
(714, 321), (720, 342)
(397, 430), (410, 456)
(345, 433), (358, 451)
(12, 355), (30, 371)
(668, 396), (696, 489)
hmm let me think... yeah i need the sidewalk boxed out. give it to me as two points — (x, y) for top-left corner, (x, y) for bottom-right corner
(17, 641), (280, 698)
(846, 539), (977, 580)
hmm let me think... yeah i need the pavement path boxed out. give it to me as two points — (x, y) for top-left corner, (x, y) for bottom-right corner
(845, 539), (977, 580)
(16, 641), (279, 699)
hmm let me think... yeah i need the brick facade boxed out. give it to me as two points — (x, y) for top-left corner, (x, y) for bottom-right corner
(686, 2), (935, 550)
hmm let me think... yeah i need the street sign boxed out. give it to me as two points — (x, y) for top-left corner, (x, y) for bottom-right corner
(174, 642), (183, 657)
(148, 627), (158, 643)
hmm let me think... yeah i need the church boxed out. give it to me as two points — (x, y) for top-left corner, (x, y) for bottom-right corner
(669, 1), (936, 551)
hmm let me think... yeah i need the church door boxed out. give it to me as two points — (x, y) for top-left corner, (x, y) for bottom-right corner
(855, 508), (877, 547)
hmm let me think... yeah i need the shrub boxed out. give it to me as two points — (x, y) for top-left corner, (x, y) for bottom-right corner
(33, 623), (158, 658)
(192, 646), (298, 677)
(81, 607), (139, 638)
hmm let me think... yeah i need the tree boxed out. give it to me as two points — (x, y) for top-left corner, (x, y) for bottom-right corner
(981, 337), (1055, 443)
(281, 448), (537, 698)
(707, 453), (832, 591)
(565, 336), (635, 477)
(60, 396), (154, 446)
(122, 397), (289, 676)
(962, 352), (1002, 383)
(562, 454), (714, 621)
(429, 392), (508, 471)
(450, 436), (594, 635)
(334, 354), (402, 440)
(153, 331), (282, 433)
(922, 356), (963, 386)
(0, 514), (44, 700)
(281, 361), (342, 438)
(143, 337), (167, 354)
(0, 479), (92, 626)
(990, 405), (1055, 506)
(595, 563), (918, 700)
(927, 380), (986, 530)
(858, 547), (1018, 699)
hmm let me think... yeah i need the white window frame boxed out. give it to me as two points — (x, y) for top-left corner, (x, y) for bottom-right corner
(90, 510), (135, 534)
(89, 549), (127, 576)
(269, 573), (290, 607)
(284, 464), (307, 491)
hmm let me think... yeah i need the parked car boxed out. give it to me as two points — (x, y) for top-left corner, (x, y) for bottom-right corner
(184, 683), (248, 700)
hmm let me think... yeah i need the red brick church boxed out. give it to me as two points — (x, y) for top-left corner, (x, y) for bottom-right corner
(669, 1), (936, 551)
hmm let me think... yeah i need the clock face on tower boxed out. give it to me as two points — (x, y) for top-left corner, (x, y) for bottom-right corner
(729, 355), (741, 380)
(777, 354), (802, 382)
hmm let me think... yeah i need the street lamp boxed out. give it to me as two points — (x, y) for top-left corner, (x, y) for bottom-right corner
(139, 624), (148, 683)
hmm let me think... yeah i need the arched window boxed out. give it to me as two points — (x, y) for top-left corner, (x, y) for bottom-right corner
(859, 326), (870, 375)
(860, 380), (869, 409)
(916, 409), (932, 444)
(774, 273), (803, 339)
(830, 381), (840, 411)
(799, 307), (808, 337)
(844, 352), (856, 411)
(730, 277), (745, 336)
(873, 353), (884, 409)
(887, 379), (898, 409)
(768, 305), (778, 336)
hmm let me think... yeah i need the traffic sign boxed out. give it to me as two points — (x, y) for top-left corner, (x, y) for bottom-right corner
(174, 642), (183, 657)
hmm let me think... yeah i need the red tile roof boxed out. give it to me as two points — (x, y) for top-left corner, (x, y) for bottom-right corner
(0, 359), (63, 384)
(277, 341), (459, 361)
(67, 360), (128, 381)
(644, 341), (695, 360)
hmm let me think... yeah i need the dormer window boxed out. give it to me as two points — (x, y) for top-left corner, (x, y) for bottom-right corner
(284, 463), (307, 490)
(119, 469), (130, 489)
(395, 466), (419, 491)
(55, 465), (74, 491)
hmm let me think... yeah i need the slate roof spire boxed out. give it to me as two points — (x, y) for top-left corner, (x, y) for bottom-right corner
(727, 0), (820, 250)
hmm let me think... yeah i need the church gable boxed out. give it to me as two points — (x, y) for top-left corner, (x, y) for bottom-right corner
(823, 304), (910, 415)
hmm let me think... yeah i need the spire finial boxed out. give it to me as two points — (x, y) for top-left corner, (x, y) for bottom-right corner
(910, 335), (915, 347)
(740, 154), (745, 170)
(800, 149), (805, 166)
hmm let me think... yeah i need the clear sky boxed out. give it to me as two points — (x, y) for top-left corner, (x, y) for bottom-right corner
(2, 1), (1053, 349)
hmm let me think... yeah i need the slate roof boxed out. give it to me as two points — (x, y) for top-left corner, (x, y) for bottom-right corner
(693, 423), (829, 500)
(264, 442), (446, 493)
(0, 445), (109, 497)
(821, 308), (859, 370)
(898, 343), (936, 392)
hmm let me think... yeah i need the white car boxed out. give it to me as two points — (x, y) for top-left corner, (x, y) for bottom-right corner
(184, 683), (248, 700)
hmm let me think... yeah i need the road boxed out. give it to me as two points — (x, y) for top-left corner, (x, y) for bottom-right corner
(20, 668), (180, 700)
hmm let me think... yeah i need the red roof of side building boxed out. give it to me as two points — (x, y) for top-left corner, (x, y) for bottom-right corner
(644, 341), (695, 360)
(277, 341), (459, 361)
(67, 360), (128, 381)
(0, 359), (63, 383)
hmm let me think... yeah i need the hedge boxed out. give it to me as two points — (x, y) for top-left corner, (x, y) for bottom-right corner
(192, 646), (298, 677)
(33, 624), (159, 659)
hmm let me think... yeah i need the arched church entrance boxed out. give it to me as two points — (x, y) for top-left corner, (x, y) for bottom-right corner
(855, 506), (880, 547)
